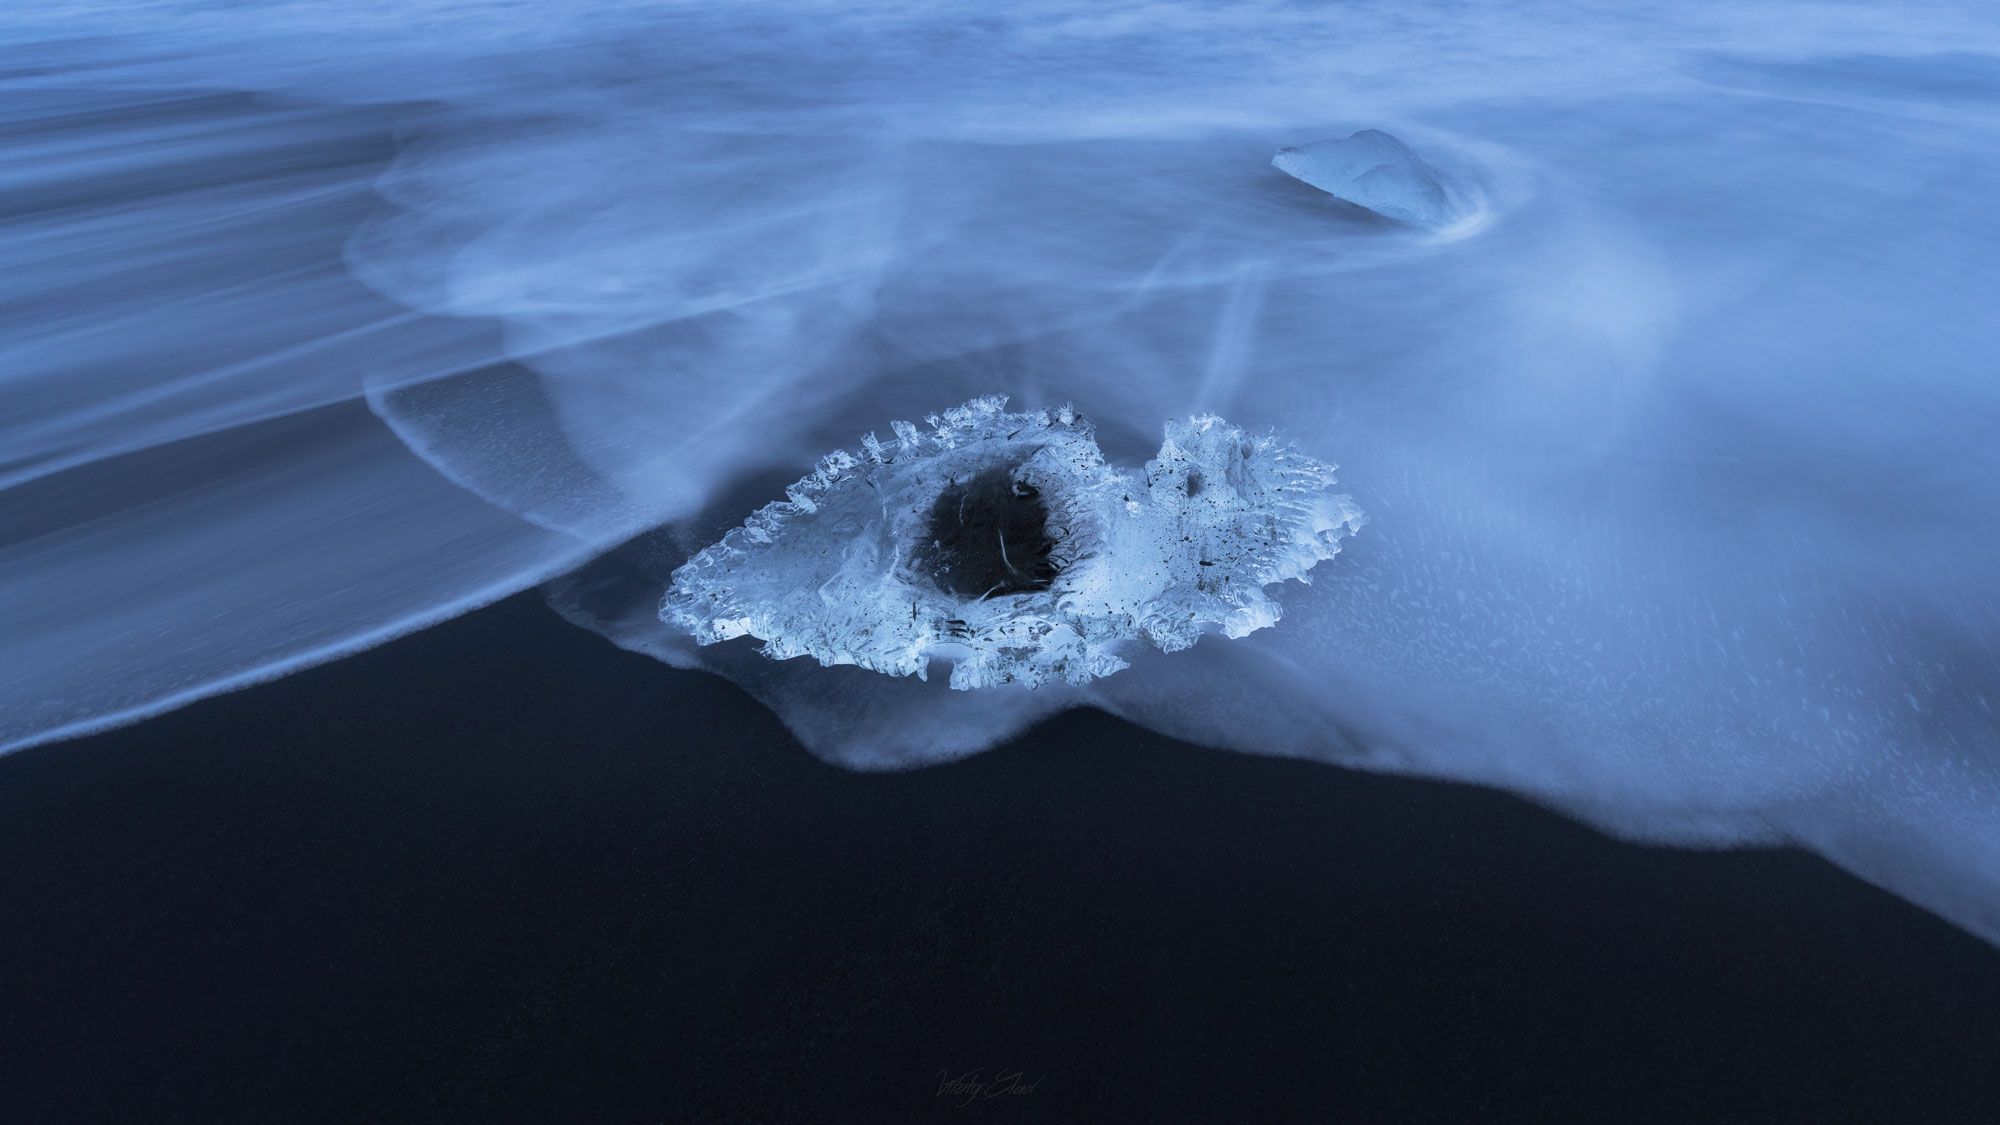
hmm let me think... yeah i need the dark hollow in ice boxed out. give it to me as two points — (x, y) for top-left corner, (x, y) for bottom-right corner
(916, 467), (1059, 599)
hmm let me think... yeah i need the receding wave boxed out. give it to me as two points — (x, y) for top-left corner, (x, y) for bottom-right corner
(4, 1), (2000, 945)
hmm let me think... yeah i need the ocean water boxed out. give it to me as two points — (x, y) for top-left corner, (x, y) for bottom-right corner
(3, 1), (1999, 945)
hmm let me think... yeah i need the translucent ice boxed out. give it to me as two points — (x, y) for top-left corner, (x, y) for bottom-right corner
(1272, 130), (1466, 229)
(664, 397), (1362, 689)
(7, 1), (2000, 949)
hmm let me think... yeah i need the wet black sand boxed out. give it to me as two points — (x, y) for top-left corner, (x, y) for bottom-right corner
(4, 593), (1998, 1121)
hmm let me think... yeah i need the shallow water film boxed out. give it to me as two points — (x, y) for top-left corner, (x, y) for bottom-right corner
(3, 1), (1999, 944)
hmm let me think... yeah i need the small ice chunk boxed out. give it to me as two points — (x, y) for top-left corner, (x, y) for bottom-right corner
(664, 397), (1363, 689)
(1273, 129), (1463, 229)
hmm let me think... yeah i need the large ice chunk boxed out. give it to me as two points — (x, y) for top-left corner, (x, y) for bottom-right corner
(664, 397), (1362, 689)
(1272, 129), (1465, 228)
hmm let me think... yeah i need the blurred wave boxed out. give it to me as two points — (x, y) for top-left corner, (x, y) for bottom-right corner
(4, 1), (2000, 943)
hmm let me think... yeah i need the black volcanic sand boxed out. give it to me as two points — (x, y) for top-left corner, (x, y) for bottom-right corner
(3, 593), (1998, 1123)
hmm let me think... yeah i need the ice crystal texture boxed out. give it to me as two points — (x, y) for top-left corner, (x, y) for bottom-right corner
(10, 2), (2000, 947)
(664, 397), (1362, 688)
